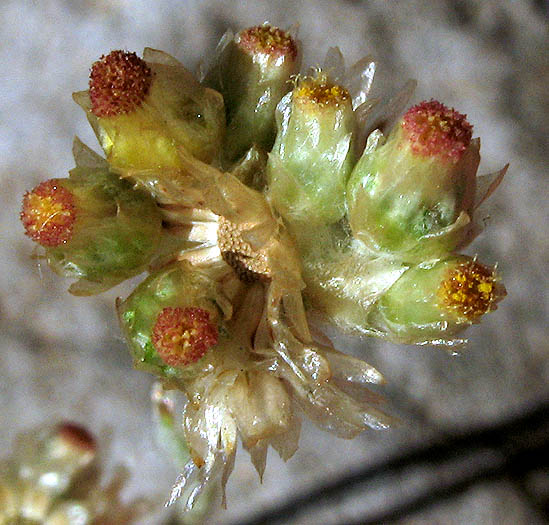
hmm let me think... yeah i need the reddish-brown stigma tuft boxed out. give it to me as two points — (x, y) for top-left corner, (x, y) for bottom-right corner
(21, 180), (76, 247)
(55, 422), (97, 453)
(440, 261), (497, 320)
(402, 100), (473, 163)
(238, 25), (298, 61)
(89, 50), (152, 118)
(152, 307), (218, 367)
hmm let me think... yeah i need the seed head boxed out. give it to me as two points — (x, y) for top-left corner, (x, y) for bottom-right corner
(152, 307), (218, 367)
(439, 260), (498, 320)
(217, 217), (271, 282)
(89, 50), (152, 118)
(294, 76), (350, 107)
(238, 25), (298, 61)
(21, 180), (76, 247)
(402, 100), (473, 163)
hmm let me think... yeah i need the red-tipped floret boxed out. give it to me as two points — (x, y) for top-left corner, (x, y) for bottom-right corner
(152, 307), (218, 367)
(21, 180), (76, 247)
(89, 50), (152, 118)
(402, 100), (473, 163)
(238, 25), (298, 60)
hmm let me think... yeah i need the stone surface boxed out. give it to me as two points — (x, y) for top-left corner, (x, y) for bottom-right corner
(1, 1), (547, 523)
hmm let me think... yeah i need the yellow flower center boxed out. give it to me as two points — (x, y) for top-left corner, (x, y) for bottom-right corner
(440, 261), (496, 320)
(294, 77), (350, 106)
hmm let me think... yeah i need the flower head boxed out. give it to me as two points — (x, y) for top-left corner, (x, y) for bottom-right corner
(203, 24), (299, 164)
(267, 72), (355, 224)
(238, 24), (298, 61)
(346, 99), (495, 260)
(20, 139), (162, 295)
(152, 306), (219, 367)
(89, 50), (152, 117)
(439, 259), (497, 320)
(21, 179), (76, 247)
(367, 256), (506, 344)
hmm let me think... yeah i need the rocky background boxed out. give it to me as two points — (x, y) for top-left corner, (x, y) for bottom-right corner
(1, 1), (547, 523)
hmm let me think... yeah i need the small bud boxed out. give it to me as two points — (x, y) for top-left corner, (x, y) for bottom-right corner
(369, 256), (506, 344)
(267, 73), (354, 224)
(89, 50), (152, 118)
(21, 165), (162, 295)
(347, 99), (478, 260)
(152, 306), (218, 366)
(203, 24), (299, 164)
(47, 423), (96, 469)
(118, 263), (226, 379)
(21, 180), (76, 247)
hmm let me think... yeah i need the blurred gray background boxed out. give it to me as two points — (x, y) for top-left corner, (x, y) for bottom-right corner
(1, 1), (548, 523)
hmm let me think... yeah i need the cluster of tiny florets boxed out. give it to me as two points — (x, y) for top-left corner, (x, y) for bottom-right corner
(402, 99), (473, 163)
(152, 306), (218, 366)
(89, 50), (152, 118)
(21, 180), (76, 247)
(238, 25), (298, 60)
(440, 261), (496, 319)
(294, 77), (350, 106)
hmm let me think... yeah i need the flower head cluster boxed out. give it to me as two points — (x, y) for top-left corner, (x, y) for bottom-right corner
(20, 22), (508, 509)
